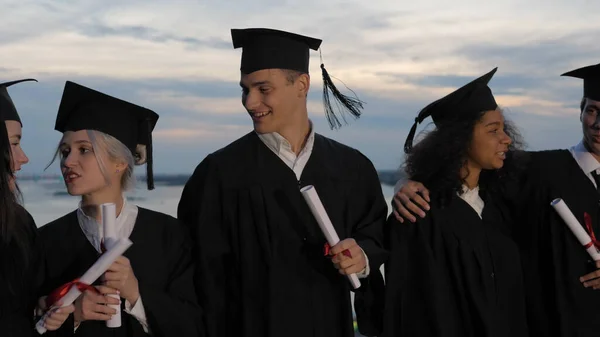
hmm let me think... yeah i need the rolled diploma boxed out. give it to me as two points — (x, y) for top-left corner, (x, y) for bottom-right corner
(551, 198), (600, 260)
(102, 203), (121, 328)
(300, 185), (361, 289)
(35, 237), (133, 334)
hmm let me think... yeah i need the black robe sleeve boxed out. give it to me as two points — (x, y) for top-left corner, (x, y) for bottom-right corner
(177, 154), (234, 337)
(382, 213), (464, 336)
(138, 214), (204, 337)
(0, 207), (40, 337)
(349, 153), (389, 336)
(349, 152), (388, 275)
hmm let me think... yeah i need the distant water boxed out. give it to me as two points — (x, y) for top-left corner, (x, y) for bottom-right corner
(20, 180), (395, 227)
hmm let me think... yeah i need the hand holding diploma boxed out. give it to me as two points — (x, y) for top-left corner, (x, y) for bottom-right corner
(74, 286), (120, 324)
(35, 237), (132, 334)
(329, 238), (367, 276)
(300, 185), (361, 289)
(36, 297), (75, 331)
(580, 261), (600, 290)
(551, 199), (600, 290)
(103, 256), (140, 306)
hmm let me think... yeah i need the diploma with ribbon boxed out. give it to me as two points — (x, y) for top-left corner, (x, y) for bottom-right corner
(300, 185), (361, 289)
(551, 198), (600, 261)
(35, 237), (133, 334)
(101, 202), (122, 328)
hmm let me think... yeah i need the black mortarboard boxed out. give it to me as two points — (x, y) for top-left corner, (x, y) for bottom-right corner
(0, 79), (38, 126)
(231, 27), (365, 130)
(54, 81), (159, 190)
(404, 67), (498, 153)
(561, 63), (600, 101)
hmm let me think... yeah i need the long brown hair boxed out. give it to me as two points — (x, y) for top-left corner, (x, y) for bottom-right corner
(0, 118), (33, 294)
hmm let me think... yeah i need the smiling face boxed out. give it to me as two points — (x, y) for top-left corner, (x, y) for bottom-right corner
(467, 109), (512, 171)
(5, 120), (29, 191)
(240, 68), (309, 135)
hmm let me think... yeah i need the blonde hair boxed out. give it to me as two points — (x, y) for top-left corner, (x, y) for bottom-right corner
(47, 130), (147, 191)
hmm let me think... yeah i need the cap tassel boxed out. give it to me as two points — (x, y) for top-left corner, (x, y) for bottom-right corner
(320, 62), (365, 130)
(145, 119), (154, 190)
(403, 118), (420, 154)
(2, 78), (38, 88)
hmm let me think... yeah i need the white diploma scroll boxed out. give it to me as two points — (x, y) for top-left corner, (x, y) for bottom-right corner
(35, 237), (133, 334)
(102, 203), (121, 328)
(300, 185), (361, 289)
(551, 198), (600, 261)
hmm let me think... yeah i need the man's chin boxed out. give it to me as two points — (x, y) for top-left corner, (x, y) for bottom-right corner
(584, 137), (600, 156)
(253, 125), (275, 135)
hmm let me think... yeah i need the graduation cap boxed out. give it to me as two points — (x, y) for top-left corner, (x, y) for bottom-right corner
(0, 79), (38, 126)
(404, 67), (498, 153)
(561, 63), (600, 101)
(54, 81), (159, 190)
(231, 27), (364, 130)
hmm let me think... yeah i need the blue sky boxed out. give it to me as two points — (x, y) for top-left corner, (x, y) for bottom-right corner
(2, 0), (599, 174)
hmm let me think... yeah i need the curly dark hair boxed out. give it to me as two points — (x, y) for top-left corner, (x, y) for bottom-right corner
(404, 108), (526, 203)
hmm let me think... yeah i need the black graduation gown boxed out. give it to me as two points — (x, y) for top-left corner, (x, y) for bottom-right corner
(37, 207), (203, 337)
(0, 208), (39, 337)
(177, 132), (388, 337)
(511, 150), (600, 337)
(382, 191), (528, 337)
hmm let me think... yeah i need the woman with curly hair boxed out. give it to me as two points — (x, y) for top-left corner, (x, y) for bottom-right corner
(381, 68), (529, 337)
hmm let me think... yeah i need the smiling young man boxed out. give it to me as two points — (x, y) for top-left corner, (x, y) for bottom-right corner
(177, 28), (387, 337)
(392, 63), (600, 337)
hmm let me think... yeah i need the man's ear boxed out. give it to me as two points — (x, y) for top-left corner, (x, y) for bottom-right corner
(296, 73), (310, 98)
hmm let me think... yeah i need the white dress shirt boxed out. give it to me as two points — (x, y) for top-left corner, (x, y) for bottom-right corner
(459, 185), (485, 219)
(257, 123), (316, 181)
(256, 122), (370, 278)
(76, 197), (151, 334)
(569, 140), (600, 188)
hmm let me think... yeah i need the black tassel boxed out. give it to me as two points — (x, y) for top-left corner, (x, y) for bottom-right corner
(146, 119), (154, 190)
(320, 63), (365, 130)
(2, 78), (38, 87)
(403, 118), (420, 154)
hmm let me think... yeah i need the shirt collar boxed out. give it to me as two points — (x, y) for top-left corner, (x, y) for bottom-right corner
(257, 120), (315, 155)
(460, 184), (479, 196)
(571, 140), (600, 175)
(77, 196), (130, 235)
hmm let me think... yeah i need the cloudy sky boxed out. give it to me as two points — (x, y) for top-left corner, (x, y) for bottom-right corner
(2, 0), (600, 175)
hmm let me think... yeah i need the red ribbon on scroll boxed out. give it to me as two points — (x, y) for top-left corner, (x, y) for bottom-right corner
(45, 279), (100, 309)
(45, 240), (107, 309)
(583, 212), (600, 249)
(323, 242), (352, 258)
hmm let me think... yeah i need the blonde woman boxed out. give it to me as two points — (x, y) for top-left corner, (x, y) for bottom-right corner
(38, 81), (203, 337)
